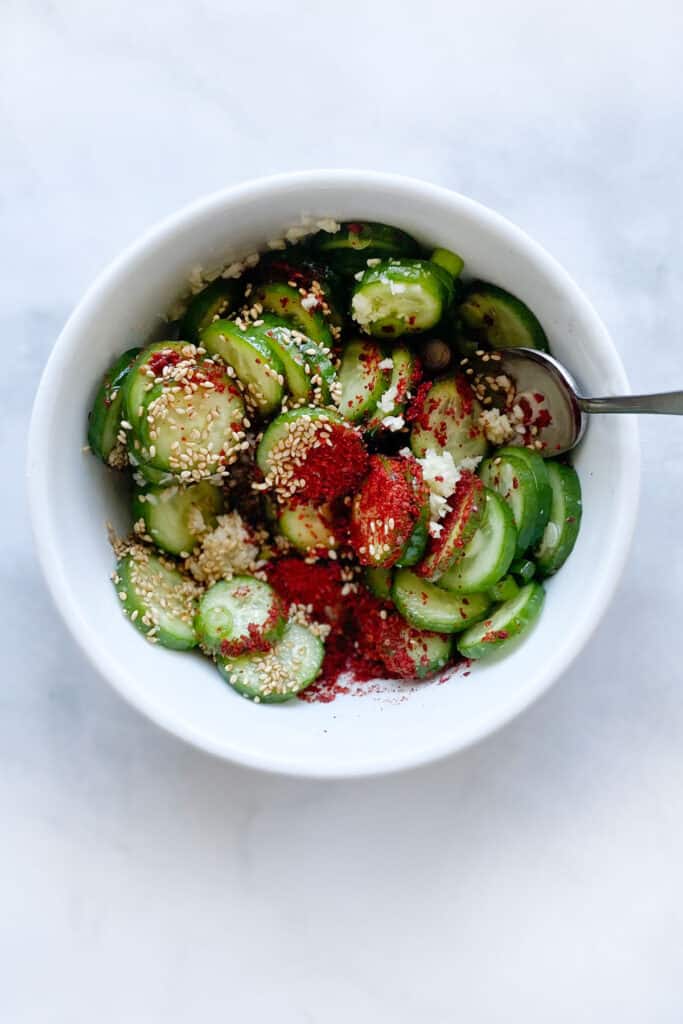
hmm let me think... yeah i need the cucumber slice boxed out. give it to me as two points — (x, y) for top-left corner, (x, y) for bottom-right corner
(479, 451), (547, 556)
(259, 317), (335, 405)
(306, 221), (419, 275)
(278, 503), (339, 554)
(393, 569), (490, 634)
(366, 344), (420, 431)
(250, 282), (334, 349)
(351, 258), (454, 338)
(496, 445), (552, 545)
(430, 247), (464, 278)
(395, 503), (429, 567)
(114, 549), (199, 650)
(256, 405), (344, 475)
(458, 282), (549, 351)
(132, 462), (177, 486)
(137, 359), (245, 478)
(122, 342), (198, 432)
(196, 576), (286, 656)
(487, 575), (520, 603)
(383, 621), (454, 679)
(364, 566), (393, 600)
(350, 455), (428, 568)
(457, 582), (545, 660)
(217, 622), (324, 702)
(132, 480), (224, 556)
(409, 376), (488, 463)
(200, 319), (284, 416)
(87, 347), (141, 464)
(339, 338), (389, 422)
(510, 557), (536, 584)
(416, 472), (485, 581)
(181, 278), (240, 341)
(438, 489), (516, 594)
(533, 462), (582, 576)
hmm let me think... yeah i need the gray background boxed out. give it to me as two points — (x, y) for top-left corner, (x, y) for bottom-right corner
(4, 1), (683, 1020)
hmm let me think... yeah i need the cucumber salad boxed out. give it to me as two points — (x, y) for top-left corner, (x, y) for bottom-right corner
(88, 219), (582, 703)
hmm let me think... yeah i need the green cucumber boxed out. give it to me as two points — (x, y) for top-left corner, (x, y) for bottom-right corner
(496, 445), (552, 545)
(132, 480), (224, 556)
(395, 503), (429, 567)
(479, 450), (548, 556)
(510, 558), (536, 584)
(339, 338), (389, 422)
(487, 575), (520, 603)
(458, 282), (549, 351)
(457, 582), (545, 660)
(259, 317), (336, 405)
(533, 462), (582, 576)
(416, 473), (485, 581)
(122, 341), (198, 432)
(87, 347), (141, 464)
(438, 489), (516, 594)
(278, 503), (339, 554)
(114, 549), (199, 650)
(196, 576), (286, 656)
(306, 221), (419, 275)
(256, 405), (344, 477)
(200, 319), (284, 416)
(181, 278), (240, 341)
(250, 282), (334, 349)
(351, 257), (455, 338)
(364, 567), (393, 600)
(388, 623), (454, 679)
(409, 377), (488, 463)
(217, 622), (324, 702)
(392, 568), (490, 634)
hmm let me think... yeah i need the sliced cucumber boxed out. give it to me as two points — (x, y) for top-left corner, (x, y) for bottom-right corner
(409, 376), (488, 463)
(351, 258), (454, 338)
(138, 360), (245, 478)
(417, 473), (485, 581)
(278, 503), (339, 554)
(479, 450), (547, 556)
(181, 278), (240, 341)
(533, 462), (582, 576)
(430, 247), (464, 278)
(458, 282), (549, 351)
(132, 462), (177, 486)
(200, 319), (284, 416)
(259, 317), (335, 405)
(366, 344), (420, 431)
(250, 282), (334, 349)
(457, 582), (545, 660)
(364, 566), (393, 600)
(256, 405), (344, 476)
(87, 347), (141, 464)
(510, 557), (537, 584)
(122, 341), (198, 432)
(114, 549), (198, 650)
(339, 338), (389, 422)
(382, 621), (454, 679)
(132, 480), (224, 556)
(496, 445), (552, 546)
(393, 568), (490, 634)
(487, 575), (520, 603)
(395, 503), (429, 567)
(350, 455), (427, 568)
(196, 576), (286, 656)
(306, 221), (419, 275)
(438, 489), (516, 594)
(217, 622), (324, 702)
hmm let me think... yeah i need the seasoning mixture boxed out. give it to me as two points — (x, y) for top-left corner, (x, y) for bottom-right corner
(87, 220), (582, 703)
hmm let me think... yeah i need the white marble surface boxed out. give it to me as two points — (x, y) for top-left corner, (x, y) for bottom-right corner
(4, 1), (683, 1019)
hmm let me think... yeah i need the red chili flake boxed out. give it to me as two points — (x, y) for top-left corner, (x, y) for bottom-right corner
(454, 374), (475, 416)
(512, 477), (519, 489)
(405, 381), (437, 428)
(294, 423), (368, 505)
(517, 396), (533, 423)
(533, 392), (545, 403)
(148, 349), (182, 376)
(535, 409), (552, 429)
(407, 315), (416, 326)
(267, 558), (346, 625)
(381, 325), (395, 334)
(346, 223), (365, 235)
(279, 297), (289, 308)
(481, 629), (509, 643)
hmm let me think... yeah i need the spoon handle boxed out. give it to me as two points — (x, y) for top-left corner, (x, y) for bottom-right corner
(578, 392), (683, 415)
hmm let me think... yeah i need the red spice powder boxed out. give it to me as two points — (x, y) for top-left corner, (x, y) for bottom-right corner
(295, 423), (368, 505)
(148, 348), (183, 376)
(405, 380), (435, 428)
(349, 455), (424, 567)
(267, 558), (345, 624)
(454, 374), (475, 416)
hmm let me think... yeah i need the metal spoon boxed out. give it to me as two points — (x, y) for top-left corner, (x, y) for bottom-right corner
(495, 348), (683, 456)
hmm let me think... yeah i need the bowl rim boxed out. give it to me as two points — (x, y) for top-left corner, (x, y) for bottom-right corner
(27, 169), (640, 779)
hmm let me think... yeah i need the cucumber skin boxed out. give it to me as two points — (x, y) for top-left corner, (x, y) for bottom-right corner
(364, 567), (393, 600)
(339, 338), (389, 423)
(181, 278), (240, 341)
(251, 282), (334, 349)
(395, 506), (429, 568)
(438, 489), (517, 594)
(479, 452), (544, 557)
(306, 221), (419, 275)
(87, 347), (141, 462)
(132, 481), (224, 557)
(200, 319), (285, 415)
(534, 462), (582, 577)
(457, 582), (545, 660)
(496, 446), (552, 547)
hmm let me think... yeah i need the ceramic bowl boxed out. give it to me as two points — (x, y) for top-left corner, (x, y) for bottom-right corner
(28, 171), (639, 778)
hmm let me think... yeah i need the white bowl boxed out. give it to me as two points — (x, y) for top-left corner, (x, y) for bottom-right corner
(28, 170), (639, 778)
